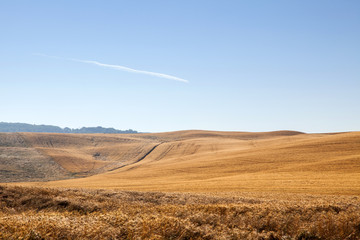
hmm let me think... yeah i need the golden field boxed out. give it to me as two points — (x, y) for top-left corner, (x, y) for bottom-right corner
(1, 130), (360, 239)
(3, 130), (359, 195)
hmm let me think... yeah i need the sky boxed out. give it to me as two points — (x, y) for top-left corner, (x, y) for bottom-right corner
(1, 1), (359, 133)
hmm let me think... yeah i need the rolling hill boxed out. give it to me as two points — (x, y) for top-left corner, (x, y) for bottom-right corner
(2, 130), (360, 195)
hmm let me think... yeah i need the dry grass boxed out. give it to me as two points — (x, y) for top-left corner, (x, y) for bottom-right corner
(1, 185), (360, 239)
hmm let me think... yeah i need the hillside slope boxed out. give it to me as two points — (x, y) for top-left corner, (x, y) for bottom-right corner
(0, 132), (162, 181)
(4, 130), (360, 194)
(0, 133), (72, 182)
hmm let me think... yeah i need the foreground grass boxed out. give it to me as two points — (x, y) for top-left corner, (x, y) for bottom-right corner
(0, 185), (360, 239)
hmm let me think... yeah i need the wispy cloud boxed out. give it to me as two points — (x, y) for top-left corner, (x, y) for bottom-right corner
(34, 53), (189, 83)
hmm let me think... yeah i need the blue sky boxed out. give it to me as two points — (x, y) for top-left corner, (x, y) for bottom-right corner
(1, 1), (359, 133)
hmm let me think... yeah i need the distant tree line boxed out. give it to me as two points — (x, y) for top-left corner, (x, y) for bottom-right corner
(0, 122), (138, 134)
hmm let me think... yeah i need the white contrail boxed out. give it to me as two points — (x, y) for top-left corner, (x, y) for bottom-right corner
(75, 59), (189, 83)
(34, 53), (189, 83)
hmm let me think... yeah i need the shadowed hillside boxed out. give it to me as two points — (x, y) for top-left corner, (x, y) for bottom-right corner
(0, 132), (160, 180)
(0, 133), (72, 182)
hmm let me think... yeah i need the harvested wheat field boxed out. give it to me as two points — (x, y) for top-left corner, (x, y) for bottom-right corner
(7, 130), (360, 195)
(1, 130), (360, 239)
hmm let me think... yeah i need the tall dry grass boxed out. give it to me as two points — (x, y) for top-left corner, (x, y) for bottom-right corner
(1, 185), (359, 239)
